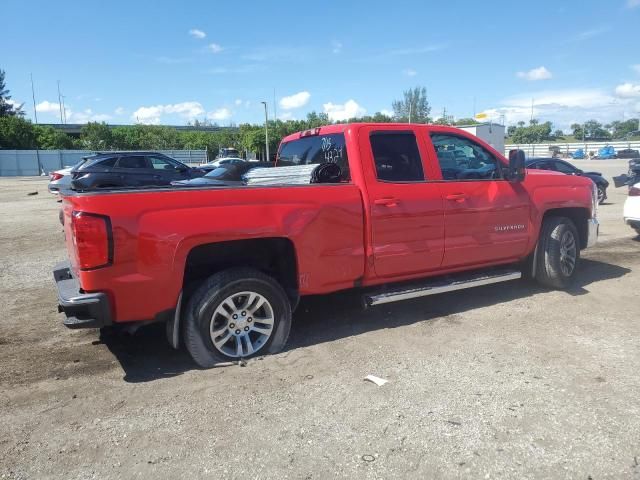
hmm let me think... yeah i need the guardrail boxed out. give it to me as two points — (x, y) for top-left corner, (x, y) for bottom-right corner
(504, 141), (640, 158)
(0, 150), (208, 176)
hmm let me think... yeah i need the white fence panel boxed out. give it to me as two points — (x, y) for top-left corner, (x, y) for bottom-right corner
(0, 150), (208, 176)
(504, 141), (640, 158)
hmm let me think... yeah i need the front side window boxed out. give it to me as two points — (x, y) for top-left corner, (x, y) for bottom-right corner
(431, 134), (501, 181)
(149, 155), (178, 170)
(277, 133), (349, 181)
(552, 161), (576, 174)
(370, 132), (424, 182)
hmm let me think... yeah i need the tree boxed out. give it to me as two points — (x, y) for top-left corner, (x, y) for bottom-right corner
(0, 69), (24, 117)
(0, 116), (36, 148)
(80, 122), (114, 150)
(34, 125), (75, 149)
(553, 129), (564, 139)
(454, 118), (479, 126)
(609, 119), (639, 139)
(392, 86), (431, 123)
(509, 119), (553, 143)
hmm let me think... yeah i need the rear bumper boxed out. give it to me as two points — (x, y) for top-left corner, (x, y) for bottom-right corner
(586, 218), (599, 248)
(53, 261), (112, 329)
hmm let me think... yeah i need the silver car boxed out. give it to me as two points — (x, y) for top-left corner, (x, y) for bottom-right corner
(48, 167), (73, 193)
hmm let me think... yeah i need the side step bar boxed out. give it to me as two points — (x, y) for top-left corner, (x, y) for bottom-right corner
(363, 268), (522, 308)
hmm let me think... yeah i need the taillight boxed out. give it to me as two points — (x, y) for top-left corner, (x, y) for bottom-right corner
(630, 186), (640, 197)
(50, 172), (63, 181)
(71, 212), (112, 270)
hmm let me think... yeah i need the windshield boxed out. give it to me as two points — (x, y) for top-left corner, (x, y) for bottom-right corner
(205, 167), (231, 178)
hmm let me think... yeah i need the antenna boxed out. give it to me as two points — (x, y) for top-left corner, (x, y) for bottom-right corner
(530, 98), (534, 122)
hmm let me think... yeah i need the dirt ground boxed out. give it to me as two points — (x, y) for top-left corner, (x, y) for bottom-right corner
(1, 162), (639, 479)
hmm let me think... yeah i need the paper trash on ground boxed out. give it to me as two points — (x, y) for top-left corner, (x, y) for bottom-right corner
(364, 374), (388, 386)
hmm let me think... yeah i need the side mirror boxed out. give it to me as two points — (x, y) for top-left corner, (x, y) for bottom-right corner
(508, 149), (526, 182)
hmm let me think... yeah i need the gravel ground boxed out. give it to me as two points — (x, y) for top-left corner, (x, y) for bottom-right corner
(1, 162), (639, 479)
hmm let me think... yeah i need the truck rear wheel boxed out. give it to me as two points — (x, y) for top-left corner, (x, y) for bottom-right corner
(534, 216), (580, 289)
(183, 268), (292, 368)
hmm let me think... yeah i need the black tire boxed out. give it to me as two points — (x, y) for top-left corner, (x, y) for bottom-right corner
(597, 185), (606, 205)
(534, 216), (580, 289)
(183, 267), (292, 368)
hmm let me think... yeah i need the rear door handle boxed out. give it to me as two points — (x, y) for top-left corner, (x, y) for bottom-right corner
(374, 197), (399, 207)
(445, 193), (468, 202)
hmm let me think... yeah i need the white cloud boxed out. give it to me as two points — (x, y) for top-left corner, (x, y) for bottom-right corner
(632, 64), (640, 74)
(332, 41), (342, 54)
(628, 0), (640, 8)
(572, 27), (609, 41)
(132, 101), (205, 124)
(387, 45), (444, 56)
(189, 29), (206, 39)
(279, 91), (311, 110)
(279, 111), (295, 121)
(516, 66), (552, 81)
(234, 99), (243, 106)
(615, 82), (640, 98)
(114, 106), (126, 115)
(323, 99), (366, 121)
(380, 109), (394, 117)
(403, 68), (417, 77)
(207, 43), (223, 53)
(208, 108), (232, 121)
(479, 87), (638, 130)
(35, 100), (60, 113)
(70, 109), (111, 123)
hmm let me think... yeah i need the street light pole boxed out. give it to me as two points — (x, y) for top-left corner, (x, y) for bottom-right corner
(261, 101), (270, 162)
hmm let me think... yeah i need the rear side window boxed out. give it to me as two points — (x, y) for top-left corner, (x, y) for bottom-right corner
(117, 156), (149, 169)
(98, 158), (117, 168)
(277, 134), (350, 181)
(370, 132), (424, 182)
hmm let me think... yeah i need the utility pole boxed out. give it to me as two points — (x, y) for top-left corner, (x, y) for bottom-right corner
(61, 95), (67, 124)
(30, 74), (43, 175)
(408, 102), (412, 124)
(30, 73), (38, 124)
(261, 101), (270, 162)
(273, 88), (277, 122)
(57, 80), (64, 123)
(530, 98), (534, 123)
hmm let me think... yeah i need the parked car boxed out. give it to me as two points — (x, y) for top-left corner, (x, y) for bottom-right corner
(54, 123), (598, 367)
(526, 157), (609, 204)
(173, 162), (273, 186)
(623, 183), (640, 235)
(48, 167), (74, 193)
(70, 152), (206, 190)
(199, 157), (247, 172)
(617, 148), (640, 160)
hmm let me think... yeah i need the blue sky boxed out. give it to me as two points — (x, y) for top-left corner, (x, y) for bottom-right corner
(2, 0), (640, 130)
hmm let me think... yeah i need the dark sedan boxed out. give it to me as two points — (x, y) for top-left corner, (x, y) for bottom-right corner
(172, 162), (273, 186)
(526, 157), (609, 204)
(70, 152), (206, 190)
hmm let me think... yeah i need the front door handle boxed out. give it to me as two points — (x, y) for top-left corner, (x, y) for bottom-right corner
(374, 197), (399, 207)
(445, 193), (468, 202)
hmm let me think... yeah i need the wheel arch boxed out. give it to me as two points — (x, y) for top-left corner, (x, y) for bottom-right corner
(540, 207), (590, 249)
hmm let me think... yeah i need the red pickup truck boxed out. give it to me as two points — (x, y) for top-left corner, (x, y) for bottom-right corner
(54, 123), (599, 367)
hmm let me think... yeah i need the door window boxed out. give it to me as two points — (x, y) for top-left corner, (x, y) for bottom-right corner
(370, 132), (424, 182)
(430, 134), (502, 181)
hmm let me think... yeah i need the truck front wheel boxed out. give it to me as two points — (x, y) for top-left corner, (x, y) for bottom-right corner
(183, 268), (292, 368)
(534, 216), (580, 289)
